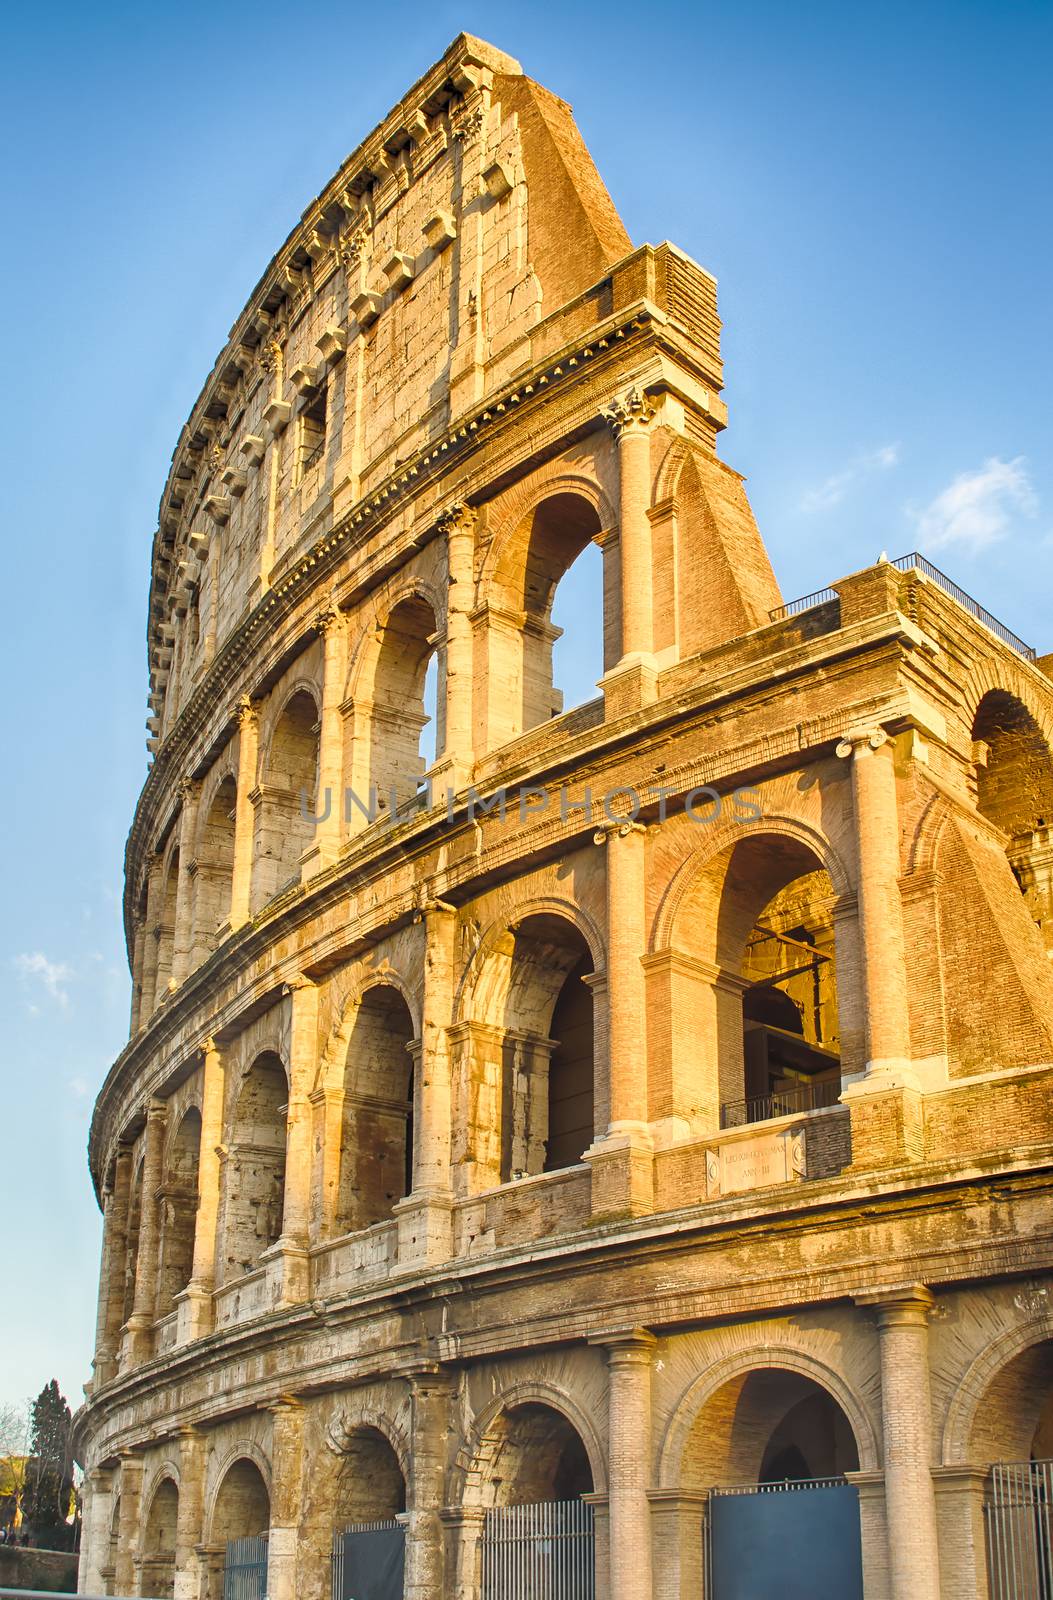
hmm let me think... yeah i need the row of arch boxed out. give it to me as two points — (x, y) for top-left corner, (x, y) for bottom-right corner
(112, 1316), (1053, 1598)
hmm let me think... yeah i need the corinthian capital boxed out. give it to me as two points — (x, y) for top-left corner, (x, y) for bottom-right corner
(601, 384), (657, 439)
(436, 501), (477, 537)
(232, 694), (258, 731)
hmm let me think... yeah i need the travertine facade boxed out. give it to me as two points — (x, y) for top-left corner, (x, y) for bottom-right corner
(74, 35), (1053, 1600)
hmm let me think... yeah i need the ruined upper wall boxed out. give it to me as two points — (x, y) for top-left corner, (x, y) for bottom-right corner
(147, 35), (654, 745)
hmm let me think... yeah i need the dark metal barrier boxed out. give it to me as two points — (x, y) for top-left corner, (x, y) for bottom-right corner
(481, 1499), (594, 1600)
(986, 1459), (1053, 1599)
(704, 1477), (864, 1600)
(331, 1518), (405, 1600)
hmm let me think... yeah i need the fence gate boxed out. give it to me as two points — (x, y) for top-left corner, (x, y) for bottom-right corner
(985, 1460), (1053, 1599)
(331, 1517), (406, 1600)
(704, 1477), (863, 1600)
(223, 1533), (268, 1600)
(481, 1499), (595, 1600)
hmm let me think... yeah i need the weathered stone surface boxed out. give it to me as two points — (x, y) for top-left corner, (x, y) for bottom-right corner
(74, 31), (1053, 1600)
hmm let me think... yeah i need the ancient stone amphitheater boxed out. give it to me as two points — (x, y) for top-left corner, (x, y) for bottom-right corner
(74, 32), (1053, 1600)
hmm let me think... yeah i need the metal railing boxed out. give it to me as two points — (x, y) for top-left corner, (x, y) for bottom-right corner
(710, 1475), (849, 1495)
(985, 1459), (1053, 1599)
(481, 1499), (595, 1600)
(769, 586), (838, 622)
(720, 1078), (841, 1129)
(301, 435), (325, 474)
(224, 1533), (268, 1600)
(769, 552), (1036, 661)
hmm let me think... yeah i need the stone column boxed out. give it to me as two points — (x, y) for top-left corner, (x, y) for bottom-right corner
(859, 1286), (941, 1600)
(267, 1398), (305, 1600)
(835, 727), (911, 1074)
(601, 386), (658, 710)
(585, 822), (653, 1218)
(271, 978), (315, 1303)
(123, 1099), (167, 1365)
(115, 1451), (144, 1596)
(444, 1506), (485, 1600)
(129, 914), (147, 1034)
(171, 778), (201, 987)
(92, 1145), (132, 1388)
(174, 1426), (206, 1600)
(304, 602), (347, 876)
(80, 1464), (113, 1595)
(435, 503), (476, 793)
(406, 1368), (455, 1600)
(176, 1038), (225, 1343)
(229, 697), (259, 929)
(396, 903), (455, 1266)
(592, 1330), (656, 1600)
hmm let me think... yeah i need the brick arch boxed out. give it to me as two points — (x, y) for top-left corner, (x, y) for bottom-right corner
(942, 1304), (1053, 1465)
(960, 656), (1053, 752)
(453, 896), (606, 1025)
(653, 432), (692, 504)
(651, 812), (853, 956)
(657, 1346), (881, 1487)
(452, 1377), (608, 1507)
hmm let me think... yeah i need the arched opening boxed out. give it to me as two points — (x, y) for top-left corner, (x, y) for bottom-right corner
(973, 690), (1053, 953)
(154, 849), (180, 998)
(211, 1458), (269, 1600)
(335, 986), (416, 1233)
(365, 594), (438, 819)
(157, 1108), (201, 1316)
(967, 1337), (1053, 1596)
(673, 832), (846, 1131)
(550, 538), (606, 719)
(680, 1367), (860, 1489)
(223, 1053), (288, 1280)
(256, 689), (319, 906)
(335, 1427), (407, 1523)
(465, 914), (596, 1188)
(485, 1402), (594, 1508)
(121, 1159), (144, 1327)
(488, 492), (605, 746)
(193, 775), (237, 962)
(141, 1477), (178, 1599)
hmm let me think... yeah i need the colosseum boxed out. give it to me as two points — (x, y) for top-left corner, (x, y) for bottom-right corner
(73, 32), (1053, 1600)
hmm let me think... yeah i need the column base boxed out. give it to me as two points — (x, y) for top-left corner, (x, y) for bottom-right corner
(600, 654), (659, 717)
(300, 838), (341, 880)
(261, 1238), (311, 1306)
(841, 1074), (925, 1168)
(394, 1191), (455, 1269)
(265, 1524), (299, 1600)
(174, 1280), (215, 1345)
(583, 1127), (655, 1221)
(120, 1314), (155, 1368)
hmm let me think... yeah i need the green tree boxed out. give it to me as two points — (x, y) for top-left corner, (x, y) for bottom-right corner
(22, 1381), (74, 1551)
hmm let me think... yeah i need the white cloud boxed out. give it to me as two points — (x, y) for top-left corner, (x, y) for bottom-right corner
(69, 1076), (91, 1099)
(14, 951), (74, 1008)
(913, 456), (1038, 554)
(801, 443), (901, 513)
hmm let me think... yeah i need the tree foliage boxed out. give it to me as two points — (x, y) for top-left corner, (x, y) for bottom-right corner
(22, 1382), (75, 1550)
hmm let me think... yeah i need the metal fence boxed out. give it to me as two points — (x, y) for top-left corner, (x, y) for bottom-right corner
(986, 1460), (1053, 1599)
(223, 1533), (268, 1600)
(331, 1517), (405, 1600)
(481, 1499), (594, 1600)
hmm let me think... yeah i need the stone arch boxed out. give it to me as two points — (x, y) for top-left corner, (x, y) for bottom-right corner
(658, 1347), (880, 1489)
(140, 1471), (179, 1599)
(317, 964), (422, 1094)
(454, 904), (602, 1185)
(455, 897), (607, 1023)
(942, 1304), (1053, 1466)
(157, 1105), (202, 1315)
(960, 656), (1053, 755)
(346, 581), (443, 820)
(221, 1051), (288, 1279)
(205, 1449), (271, 1544)
(478, 470), (616, 597)
(254, 682), (320, 907)
(154, 842), (181, 998)
(330, 981), (417, 1233)
(193, 765), (238, 959)
(454, 1378), (607, 1509)
(479, 482), (609, 743)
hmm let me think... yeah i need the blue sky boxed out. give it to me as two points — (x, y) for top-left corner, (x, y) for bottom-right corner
(1, 0), (1050, 1411)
